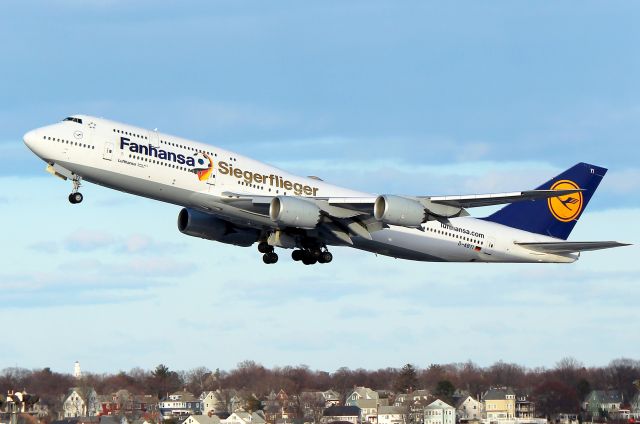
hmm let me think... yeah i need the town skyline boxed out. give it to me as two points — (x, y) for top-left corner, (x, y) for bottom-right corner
(2, 357), (639, 424)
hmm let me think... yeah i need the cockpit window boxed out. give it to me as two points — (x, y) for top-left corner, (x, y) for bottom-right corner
(63, 117), (83, 124)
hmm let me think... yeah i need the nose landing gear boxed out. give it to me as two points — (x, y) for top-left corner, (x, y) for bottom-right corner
(68, 192), (83, 204)
(68, 175), (83, 204)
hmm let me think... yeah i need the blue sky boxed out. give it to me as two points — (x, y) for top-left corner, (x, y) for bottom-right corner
(1, 1), (639, 374)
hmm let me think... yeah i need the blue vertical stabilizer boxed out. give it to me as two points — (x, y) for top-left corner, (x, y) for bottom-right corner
(483, 163), (607, 240)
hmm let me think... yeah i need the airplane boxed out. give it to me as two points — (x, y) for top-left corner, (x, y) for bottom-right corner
(23, 115), (630, 265)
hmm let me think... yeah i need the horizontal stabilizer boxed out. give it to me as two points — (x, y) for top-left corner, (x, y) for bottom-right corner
(515, 241), (630, 254)
(427, 189), (583, 208)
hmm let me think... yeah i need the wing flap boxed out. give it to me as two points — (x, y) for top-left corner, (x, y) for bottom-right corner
(516, 241), (630, 254)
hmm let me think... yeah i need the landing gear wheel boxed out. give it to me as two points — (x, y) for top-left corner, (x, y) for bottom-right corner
(302, 253), (317, 265)
(262, 252), (278, 264)
(318, 251), (333, 264)
(291, 250), (304, 261)
(68, 192), (83, 204)
(258, 241), (272, 254)
(309, 248), (322, 259)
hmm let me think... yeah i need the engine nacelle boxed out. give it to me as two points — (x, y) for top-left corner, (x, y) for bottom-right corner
(373, 195), (426, 227)
(177, 208), (259, 247)
(269, 196), (321, 228)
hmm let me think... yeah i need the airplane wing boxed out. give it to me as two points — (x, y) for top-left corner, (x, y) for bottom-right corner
(211, 188), (585, 245)
(515, 241), (631, 254)
(222, 189), (583, 210)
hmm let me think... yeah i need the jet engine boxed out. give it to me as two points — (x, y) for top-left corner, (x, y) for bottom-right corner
(373, 195), (426, 227)
(177, 208), (259, 247)
(269, 196), (321, 228)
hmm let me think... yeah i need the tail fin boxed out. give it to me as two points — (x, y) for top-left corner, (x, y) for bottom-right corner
(484, 162), (607, 240)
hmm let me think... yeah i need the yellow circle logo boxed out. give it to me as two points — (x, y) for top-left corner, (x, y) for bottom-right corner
(548, 180), (583, 222)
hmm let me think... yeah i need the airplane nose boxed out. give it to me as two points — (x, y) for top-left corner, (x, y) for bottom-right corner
(23, 129), (38, 149)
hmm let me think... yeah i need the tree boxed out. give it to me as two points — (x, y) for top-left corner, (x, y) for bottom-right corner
(575, 379), (591, 402)
(186, 367), (213, 394)
(533, 380), (580, 418)
(150, 364), (183, 399)
(394, 364), (419, 393)
(245, 394), (263, 413)
(434, 380), (456, 403)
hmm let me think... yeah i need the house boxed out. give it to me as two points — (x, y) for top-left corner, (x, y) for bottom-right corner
(482, 388), (516, 421)
(52, 418), (100, 424)
(98, 390), (157, 417)
(322, 406), (361, 424)
(582, 391), (623, 419)
(515, 395), (535, 419)
(424, 400), (455, 424)
(62, 388), (101, 418)
(201, 391), (231, 415)
(320, 391), (341, 408)
(223, 411), (266, 424)
(631, 392), (640, 418)
(299, 391), (340, 422)
(263, 390), (293, 423)
(345, 388), (380, 423)
(99, 416), (129, 424)
(394, 391), (432, 424)
(183, 414), (222, 424)
(377, 406), (405, 424)
(551, 413), (578, 424)
(159, 390), (201, 420)
(347, 388), (379, 405)
(455, 396), (482, 421)
(229, 395), (244, 414)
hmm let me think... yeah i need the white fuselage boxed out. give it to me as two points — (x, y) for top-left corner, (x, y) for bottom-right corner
(23, 115), (577, 263)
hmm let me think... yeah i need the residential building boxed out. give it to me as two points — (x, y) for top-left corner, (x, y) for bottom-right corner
(455, 396), (482, 421)
(377, 406), (405, 424)
(52, 418), (100, 424)
(300, 391), (340, 423)
(159, 390), (201, 420)
(424, 400), (455, 424)
(515, 396), (535, 419)
(322, 406), (361, 424)
(551, 413), (578, 424)
(183, 414), (222, 424)
(631, 392), (640, 418)
(98, 390), (157, 417)
(223, 411), (266, 424)
(263, 390), (293, 424)
(320, 391), (340, 408)
(229, 395), (244, 414)
(62, 388), (101, 418)
(201, 391), (230, 415)
(347, 388), (379, 405)
(346, 388), (380, 423)
(482, 388), (516, 421)
(394, 391), (432, 424)
(582, 391), (623, 419)
(99, 416), (129, 424)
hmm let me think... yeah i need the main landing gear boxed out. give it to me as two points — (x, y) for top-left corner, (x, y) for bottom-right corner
(258, 241), (279, 264)
(291, 247), (333, 265)
(68, 175), (83, 204)
(257, 241), (333, 265)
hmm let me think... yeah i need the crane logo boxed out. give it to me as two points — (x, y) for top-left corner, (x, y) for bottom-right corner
(548, 179), (583, 222)
(192, 152), (214, 181)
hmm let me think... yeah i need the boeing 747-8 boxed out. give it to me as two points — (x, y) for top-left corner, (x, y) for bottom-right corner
(23, 115), (629, 264)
